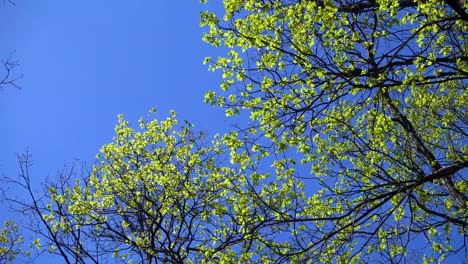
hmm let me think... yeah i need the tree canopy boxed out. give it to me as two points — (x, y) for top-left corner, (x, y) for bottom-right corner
(200, 0), (468, 262)
(2, 0), (468, 263)
(0, 220), (23, 263)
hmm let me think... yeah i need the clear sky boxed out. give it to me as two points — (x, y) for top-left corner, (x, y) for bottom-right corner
(0, 0), (228, 252)
(0, 1), (229, 185)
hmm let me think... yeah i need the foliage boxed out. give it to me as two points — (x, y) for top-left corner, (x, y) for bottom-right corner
(0, 220), (23, 263)
(200, 0), (468, 262)
(11, 111), (298, 263)
(3, 0), (468, 263)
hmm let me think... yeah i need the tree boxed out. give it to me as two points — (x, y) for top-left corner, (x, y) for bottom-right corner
(0, 220), (23, 263)
(8, 111), (288, 263)
(0, 1), (23, 262)
(0, 56), (21, 90)
(1, 0), (21, 91)
(200, 0), (468, 262)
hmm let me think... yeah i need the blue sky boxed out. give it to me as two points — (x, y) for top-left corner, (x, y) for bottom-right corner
(0, 0), (228, 246)
(0, 1), (228, 183)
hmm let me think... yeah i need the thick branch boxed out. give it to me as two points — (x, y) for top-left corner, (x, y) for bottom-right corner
(334, 0), (468, 23)
(337, 0), (417, 13)
(446, 0), (468, 22)
(382, 91), (468, 208)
